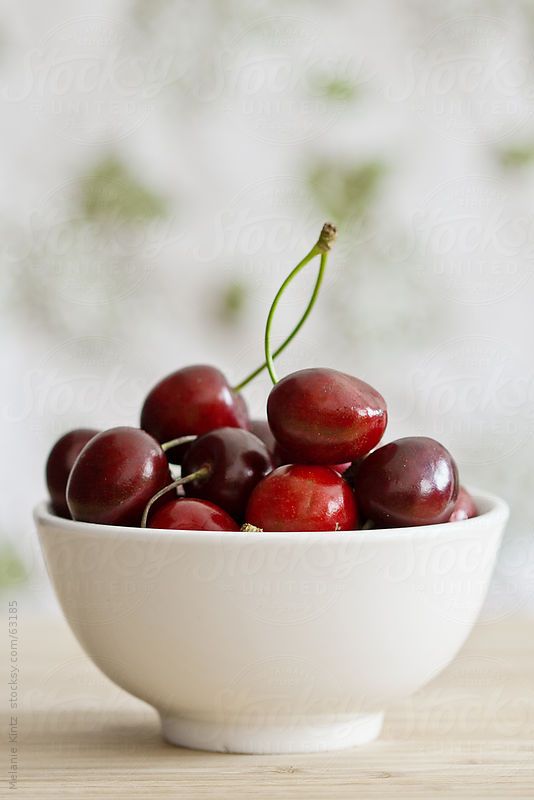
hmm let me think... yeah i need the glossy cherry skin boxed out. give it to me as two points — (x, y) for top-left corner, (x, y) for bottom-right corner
(148, 498), (239, 531)
(67, 427), (170, 526)
(449, 486), (477, 522)
(45, 428), (99, 518)
(141, 365), (250, 462)
(251, 420), (353, 474)
(182, 427), (272, 520)
(246, 464), (358, 532)
(354, 436), (459, 528)
(267, 368), (387, 465)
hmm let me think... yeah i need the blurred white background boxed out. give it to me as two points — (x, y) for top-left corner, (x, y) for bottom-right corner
(1, 0), (533, 615)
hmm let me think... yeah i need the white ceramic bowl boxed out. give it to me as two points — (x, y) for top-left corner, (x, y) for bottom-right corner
(35, 488), (508, 754)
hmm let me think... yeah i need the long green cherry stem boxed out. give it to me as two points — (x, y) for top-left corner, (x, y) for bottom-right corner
(232, 222), (337, 393)
(234, 255), (324, 391)
(264, 222), (337, 385)
(161, 435), (197, 453)
(140, 466), (210, 528)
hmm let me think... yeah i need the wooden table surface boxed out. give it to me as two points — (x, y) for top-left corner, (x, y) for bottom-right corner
(2, 614), (533, 798)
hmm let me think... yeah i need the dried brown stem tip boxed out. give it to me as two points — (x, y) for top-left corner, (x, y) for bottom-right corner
(241, 523), (263, 533)
(316, 222), (337, 253)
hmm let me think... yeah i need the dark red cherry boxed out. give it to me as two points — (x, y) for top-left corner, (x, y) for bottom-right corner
(181, 427), (272, 519)
(46, 428), (99, 517)
(250, 419), (286, 467)
(246, 464), (358, 532)
(67, 427), (170, 526)
(148, 498), (239, 531)
(141, 365), (250, 462)
(449, 486), (477, 522)
(267, 368), (387, 465)
(354, 436), (459, 528)
(233, 392), (250, 428)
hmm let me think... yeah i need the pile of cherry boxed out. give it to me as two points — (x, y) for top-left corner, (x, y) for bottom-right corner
(46, 224), (477, 532)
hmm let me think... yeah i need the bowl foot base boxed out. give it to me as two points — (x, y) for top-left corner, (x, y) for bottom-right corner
(160, 712), (384, 754)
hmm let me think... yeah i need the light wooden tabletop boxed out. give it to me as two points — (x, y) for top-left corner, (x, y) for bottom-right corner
(2, 614), (533, 798)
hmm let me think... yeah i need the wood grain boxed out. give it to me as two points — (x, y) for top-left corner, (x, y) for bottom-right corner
(1, 615), (533, 798)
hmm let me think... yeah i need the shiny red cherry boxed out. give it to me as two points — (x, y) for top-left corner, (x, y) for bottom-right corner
(449, 486), (477, 522)
(46, 428), (99, 518)
(251, 420), (353, 475)
(246, 464), (358, 532)
(67, 427), (170, 526)
(141, 365), (250, 462)
(148, 498), (239, 531)
(267, 368), (387, 465)
(354, 436), (459, 528)
(180, 427), (272, 520)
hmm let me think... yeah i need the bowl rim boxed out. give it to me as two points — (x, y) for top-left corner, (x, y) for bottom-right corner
(34, 487), (509, 543)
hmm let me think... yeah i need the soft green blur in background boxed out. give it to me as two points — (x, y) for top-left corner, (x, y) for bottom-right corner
(1, 0), (533, 616)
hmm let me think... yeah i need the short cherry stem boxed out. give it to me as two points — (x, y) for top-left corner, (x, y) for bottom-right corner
(161, 435), (197, 453)
(233, 222), (337, 393)
(141, 465), (210, 528)
(264, 222), (337, 385)
(241, 522), (263, 532)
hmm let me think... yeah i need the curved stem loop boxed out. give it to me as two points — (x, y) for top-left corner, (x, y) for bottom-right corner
(264, 222), (336, 385)
(233, 222), (337, 393)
